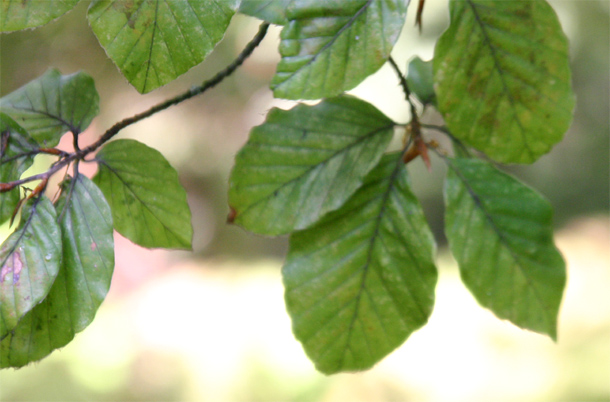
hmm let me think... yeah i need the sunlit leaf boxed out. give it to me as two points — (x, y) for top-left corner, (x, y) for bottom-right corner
(0, 114), (37, 223)
(93, 139), (192, 249)
(0, 69), (99, 147)
(229, 96), (395, 236)
(0, 175), (114, 368)
(0, 197), (61, 340)
(88, 0), (239, 93)
(433, 0), (574, 163)
(0, 0), (79, 32)
(284, 153), (437, 374)
(271, 0), (409, 100)
(239, 0), (289, 25)
(444, 158), (565, 339)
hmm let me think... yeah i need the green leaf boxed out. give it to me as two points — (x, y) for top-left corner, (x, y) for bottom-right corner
(0, 69), (99, 147)
(284, 153), (437, 374)
(229, 96), (395, 236)
(271, 0), (409, 100)
(433, 0), (575, 164)
(0, 0), (79, 32)
(407, 56), (436, 106)
(87, 0), (238, 94)
(1, 174), (114, 368)
(444, 158), (565, 339)
(0, 114), (38, 223)
(93, 139), (192, 249)
(239, 0), (289, 25)
(0, 197), (61, 340)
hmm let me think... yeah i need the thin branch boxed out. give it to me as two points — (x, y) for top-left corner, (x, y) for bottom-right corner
(80, 22), (270, 157)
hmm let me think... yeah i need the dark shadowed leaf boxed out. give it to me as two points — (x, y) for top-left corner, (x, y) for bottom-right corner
(0, 114), (38, 223)
(0, 175), (114, 368)
(93, 139), (192, 249)
(434, 0), (574, 163)
(0, 0), (79, 32)
(271, 0), (409, 100)
(407, 56), (436, 106)
(88, 0), (238, 93)
(239, 0), (289, 25)
(0, 69), (99, 147)
(444, 158), (565, 339)
(0, 197), (61, 340)
(284, 153), (437, 374)
(229, 96), (395, 236)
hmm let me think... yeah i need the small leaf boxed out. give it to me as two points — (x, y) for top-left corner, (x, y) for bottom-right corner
(0, 114), (38, 223)
(229, 95), (395, 236)
(407, 56), (436, 106)
(271, 0), (410, 100)
(284, 153), (437, 374)
(0, 175), (114, 368)
(444, 158), (565, 339)
(433, 0), (574, 164)
(0, 197), (61, 340)
(88, 0), (239, 94)
(0, 69), (99, 147)
(93, 139), (192, 249)
(239, 0), (289, 25)
(0, 0), (79, 32)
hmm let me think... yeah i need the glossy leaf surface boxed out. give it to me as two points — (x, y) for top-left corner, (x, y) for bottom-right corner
(0, 197), (61, 340)
(0, 114), (37, 223)
(93, 139), (192, 249)
(444, 158), (565, 339)
(434, 0), (574, 163)
(88, 0), (238, 93)
(271, 0), (409, 99)
(239, 0), (289, 25)
(229, 96), (394, 236)
(0, 69), (99, 147)
(284, 153), (437, 374)
(1, 175), (114, 368)
(0, 0), (79, 32)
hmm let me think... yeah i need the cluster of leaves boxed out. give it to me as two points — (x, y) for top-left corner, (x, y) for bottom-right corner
(0, 0), (574, 374)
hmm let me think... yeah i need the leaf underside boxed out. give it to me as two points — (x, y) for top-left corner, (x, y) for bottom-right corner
(229, 95), (395, 236)
(434, 0), (574, 164)
(1, 175), (114, 368)
(444, 158), (565, 339)
(87, 0), (238, 93)
(271, 0), (409, 100)
(0, 69), (100, 147)
(93, 139), (192, 249)
(284, 153), (437, 374)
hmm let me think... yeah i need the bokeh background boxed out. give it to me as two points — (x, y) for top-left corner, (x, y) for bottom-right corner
(1, 1), (608, 401)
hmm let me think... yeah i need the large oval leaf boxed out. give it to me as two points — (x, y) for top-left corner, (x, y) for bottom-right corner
(0, 197), (61, 340)
(271, 0), (409, 100)
(0, 175), (114, 368)
(0, 69), (99, 147)
(284, 153), (437, 374)
(0, 0), (79, 32)
(88, 0), (238, 94)
(433, 0), (574, 164)
(0, 114), (38, 224)
(93, 139), (192, 249)
(229, 96), (395, 236)
(444, 158), (565, 339)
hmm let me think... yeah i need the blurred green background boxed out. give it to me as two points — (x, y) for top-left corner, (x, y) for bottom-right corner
(1, 1), (608, 401)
